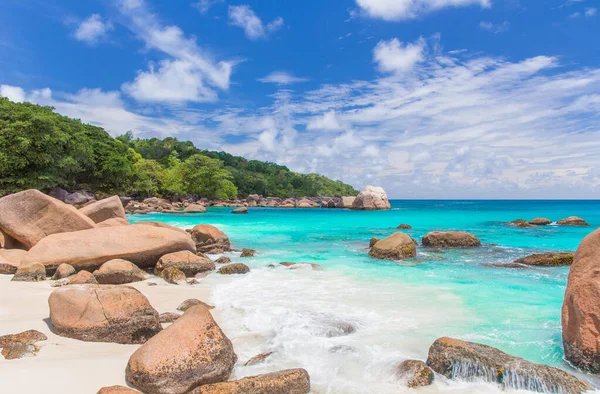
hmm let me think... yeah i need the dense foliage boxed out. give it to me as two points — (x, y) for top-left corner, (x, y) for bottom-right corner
(0, 98), (357, 198)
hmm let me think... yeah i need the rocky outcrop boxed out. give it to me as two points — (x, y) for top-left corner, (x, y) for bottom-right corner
(0, 189), (96, 249)
(49, 285), (161, 344)
(422, 231), (481, 248)
(12, 262), (46, 282)
(529, 217), (552, 226)
(557, 216), (590, 226)
(159, 267), (186, 284)
(79, 196), (126, 224)
(156, 250), (215, 276)
(51, 263), (76, 280)
(191, 224), (231, 253)
(177, 298), (215, 311)
(218, 263), (250, 275)
(190, 369), (310, 394)
(68, 270), (98, 285)
(351, 186), (391, 210)
(514, 252), (574, 267)
(369, 237), (380, 248)
(22, 224), (195, 272)
(232, 206), (248, 214)
(563, 228), (600, 372)
(184, 204), (207, 213)
(297, 199), (318, 208)
(126, 305), (237, 394)
(394, 360), (434, 388)
(93, 259), (148, 284)
(336, 196), (356, 209)
(426, 337), (591, 393)
(369, 233), (416, 260)
(0, 248), (26, 274)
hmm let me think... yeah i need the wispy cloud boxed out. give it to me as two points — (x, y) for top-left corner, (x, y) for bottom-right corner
(479, 21), (510, 34)
(191, 0), (223, 14)
(258, 71), (309, 85)
(73, 14), (113, 44)
(228, 5), (284, 40)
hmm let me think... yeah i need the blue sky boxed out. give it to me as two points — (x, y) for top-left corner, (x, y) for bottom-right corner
(1, 0), (599, 198)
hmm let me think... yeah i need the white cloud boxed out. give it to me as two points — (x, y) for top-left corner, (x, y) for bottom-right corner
(307, 111), (343, 131)
(228, 5), (284, 40)
(258, 71), (309, 85)
(117, 0), (234, 103)
(191, 0), (223, 14)
(585, 7), (597, 17)
(373, 37), (426, 73)
(0, 85), (26, 102)
(479, 21), (510, 34)
(74, 14), (113, 44)
(355, 0), (491, 21)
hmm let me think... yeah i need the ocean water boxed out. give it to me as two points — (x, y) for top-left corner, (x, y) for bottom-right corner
(129, 200), (600, 393)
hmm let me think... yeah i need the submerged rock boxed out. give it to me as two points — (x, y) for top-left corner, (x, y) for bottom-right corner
(126, 305), (237, 394)
(394, 360), (434, 388)
(507, 219), (533, 228)
(351, 186), (391, 210)
(11, 262), (46, 282)
(426, 337), (591, 393)
(529, 217), (552, 226)
(190, 368), (310, 394)
(79, 196), (126, 224)
(49, 285), (161, 344)
(156, 250), (215, 277)
(369, 232), (416, 260)
(557, 216), (590, 226)
(218, 263), (250, 275)
(280, 262), (322, 270)
(422, 231), (481, 248)
(514, 252), (574, 267)
(563, 228), (600, 372)
(0, 189), (96, 249)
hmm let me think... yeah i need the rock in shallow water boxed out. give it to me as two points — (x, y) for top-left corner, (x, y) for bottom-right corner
(426, 337), (592, 393)
(244, 351), (273, 366)
(394, 359), (434, 388)
(529, 217), (552, 226)
(369, 232), (416, 260)
(240, 248), (255, 257)
(557, 216), (590, 226)
(49, 285), (161, 344)
(190, 368), (310, 394)
(126, 305), (236, 394)
(218, 263), (250, 275)
(514, 252), (574, 267)
(422, 231), (481, 248)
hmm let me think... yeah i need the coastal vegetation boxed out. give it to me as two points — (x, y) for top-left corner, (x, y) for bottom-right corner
(0, 98), (357, 198)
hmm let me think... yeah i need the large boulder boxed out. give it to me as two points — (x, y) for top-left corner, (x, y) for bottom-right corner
(22, 224), (196, 273)
(79, 196), (127, 224)
(336, 196), (356, 208)
(563, 228), (600, 372)
(191, 369), (310, 394)
(191, 224), (231, 253)
(0, 189), (96, 249)
(126, 305), (237, 394)
(97, 218), (130, 228)
(48, 285), (161, 344)
(558, 216), (590, 226)
(156, 251), (215, 277)
(427, 337), (591, 393)
(351, 186), (391, 210)
(93, 259), (148, 284)
(369, 233), (416, 260)
(422, 231), (481, 248)
(514, 252), (574, 267)
(0, 248), (26, 274)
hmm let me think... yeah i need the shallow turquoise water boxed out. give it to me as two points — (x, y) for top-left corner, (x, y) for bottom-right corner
(129, 200), (600, 388)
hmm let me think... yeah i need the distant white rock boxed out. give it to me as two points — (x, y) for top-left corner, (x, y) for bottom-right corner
(351, 186), (391, 210)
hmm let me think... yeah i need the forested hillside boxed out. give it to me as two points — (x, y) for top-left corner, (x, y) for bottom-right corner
(0, 98), (357, 198)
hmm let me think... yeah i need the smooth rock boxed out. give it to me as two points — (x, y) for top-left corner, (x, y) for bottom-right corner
(177, 298), (215, 311)
(240, 248), (255, 257)
(426, 337), (591, 393)
(93, 259), (148, 284)
(97, 218), (131, 228)
(351, 186), (391, 210)
(218, 263), (250, 275)
(22, 224), (196, 272)
(0, 248), (26, 274)
(12, 262), (46, 282)
(191, 224), (231, 253)
(231, 206), (248, 214)
(79, 196), (127, 224)
(563, 228), (600, 372)
(68, 270), (98, 285)
(156, 250), (215, 277)
(49, 285), (161, 344)
(51, 263), (76, 280)
(422, 231), (481, 248)
(557, 216), (590, 226)
(529, 217), (552, 226)
(369, 232), (417, 260)
(514, 252), (574, 267)
(395, 360), (434, 388)
(190, 368), (310, 394)
(0, 189), (96, 249)
(126, 305), (237, 394)
(184, 204), (207, 213)
(336, 196), (356, 208)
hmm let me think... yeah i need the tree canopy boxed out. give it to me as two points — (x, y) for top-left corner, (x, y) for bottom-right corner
(0, 98), (358, 199)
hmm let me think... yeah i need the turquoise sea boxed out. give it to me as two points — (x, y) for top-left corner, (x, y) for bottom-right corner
(130, 200), (600, 393)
